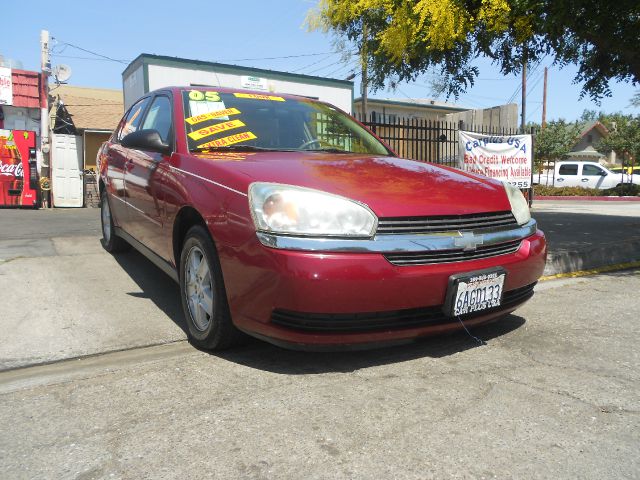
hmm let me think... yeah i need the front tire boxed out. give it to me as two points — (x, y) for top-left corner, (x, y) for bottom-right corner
(179, 225), (243, 350)
(100, 193), (130, 253)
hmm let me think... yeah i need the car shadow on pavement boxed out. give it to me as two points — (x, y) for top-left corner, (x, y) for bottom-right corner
(109, 245), (526, 374)
(113, 249), (188, 334)
(212, 315), (526, 374)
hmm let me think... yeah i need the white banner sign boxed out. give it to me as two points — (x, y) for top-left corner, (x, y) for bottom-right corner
(0, 67), (12, 106)
(459, 130), (532, 188)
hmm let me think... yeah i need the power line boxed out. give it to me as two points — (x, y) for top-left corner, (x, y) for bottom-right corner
(505, 55), (547, 104)
(51, 37), (129, 64)
(51, 54), (130, 62)
(324, 59), (360, 78)
(291, 52), (339, 73)
(221, 51), (333, 62)
(50, 39), (340, 68)
(306, 58), (348, 75)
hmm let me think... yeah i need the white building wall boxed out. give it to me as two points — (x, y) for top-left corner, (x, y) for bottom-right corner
(141, 64), (352, 113)
(123, 66), (145, 110)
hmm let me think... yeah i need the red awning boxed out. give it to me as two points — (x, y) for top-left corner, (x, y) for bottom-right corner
(10, 69), (44, 109)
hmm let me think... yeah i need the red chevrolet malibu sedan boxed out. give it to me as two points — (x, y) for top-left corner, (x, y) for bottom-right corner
(98, 87), (546, 350)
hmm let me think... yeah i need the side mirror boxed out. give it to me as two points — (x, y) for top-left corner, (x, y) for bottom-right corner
(121, 129), (171, 155)
(600, 171), (608, 176)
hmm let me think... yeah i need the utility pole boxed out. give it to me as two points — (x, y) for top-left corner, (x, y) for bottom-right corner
(40, 30), (51, 207)
(541, 67), (548, 130)
(360, 23), (368, 120)
(520, 54), (527, 133)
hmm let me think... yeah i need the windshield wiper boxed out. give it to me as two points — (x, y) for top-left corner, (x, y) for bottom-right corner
(303, 148), (353, 154)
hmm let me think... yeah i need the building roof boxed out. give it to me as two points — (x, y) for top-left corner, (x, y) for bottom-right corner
(123, 54), (354, 90)
(52, 85), (123, 131)
(579, 121), (609, 138)
(353, 96), (468, 112)
(10, 69), (43, 109)
(568, 146), (604, 158)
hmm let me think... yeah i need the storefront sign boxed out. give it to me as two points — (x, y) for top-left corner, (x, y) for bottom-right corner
(0, 67), (12, 105)
(459, 131), (532, 189)
(240, 75), (268, 92)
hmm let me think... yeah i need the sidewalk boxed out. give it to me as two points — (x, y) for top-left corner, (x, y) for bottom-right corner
(532, 200), (640, 275)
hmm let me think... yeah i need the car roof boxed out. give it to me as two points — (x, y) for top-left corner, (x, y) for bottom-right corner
(149, 86), (322, 105)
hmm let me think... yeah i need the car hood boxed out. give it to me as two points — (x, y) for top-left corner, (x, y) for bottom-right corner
(195, 152), (512, 217)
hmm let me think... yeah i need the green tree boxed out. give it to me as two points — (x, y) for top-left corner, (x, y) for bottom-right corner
(533, 121), (582, 170)
(309, 0), (640, 101)
(596, 114), (640, 167)
(631, 92), (640, 108)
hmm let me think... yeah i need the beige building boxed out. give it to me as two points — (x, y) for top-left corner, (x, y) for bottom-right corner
(49, 85), (123, 171)
(48, 85), (123, 207)
(354, 97), (519, 130)
(354, 97), (467, 122)
(567, 121), (616, 165)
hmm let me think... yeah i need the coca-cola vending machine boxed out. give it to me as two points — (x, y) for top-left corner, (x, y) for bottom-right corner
(0, 129), (39, 208)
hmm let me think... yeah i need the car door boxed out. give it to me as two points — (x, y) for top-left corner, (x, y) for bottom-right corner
(121, 93), (174, 258)
(555, 163), (579, 187)
(104, 96), (152, 224)
(580, 163), (609, 189)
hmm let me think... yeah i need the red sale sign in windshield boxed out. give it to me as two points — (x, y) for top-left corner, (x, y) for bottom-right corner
(459, 131), (532, 189)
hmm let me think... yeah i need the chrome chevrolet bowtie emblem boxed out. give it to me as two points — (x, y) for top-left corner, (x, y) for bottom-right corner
(454, 232), (484, 251)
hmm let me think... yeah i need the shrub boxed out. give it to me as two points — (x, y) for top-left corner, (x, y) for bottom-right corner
(533, 184), (640, 197)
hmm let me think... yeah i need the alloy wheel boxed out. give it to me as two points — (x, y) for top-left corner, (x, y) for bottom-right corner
(185, 246), (214, 331)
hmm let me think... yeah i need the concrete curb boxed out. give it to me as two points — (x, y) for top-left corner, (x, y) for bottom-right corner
(543, 238), (640, 276)
(534, 196), (640, 201)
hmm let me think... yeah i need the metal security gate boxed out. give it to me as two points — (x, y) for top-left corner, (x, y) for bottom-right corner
(51, 134), (84, 207)
(357, 114), (519, 167)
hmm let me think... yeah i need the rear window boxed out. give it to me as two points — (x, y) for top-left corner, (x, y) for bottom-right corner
(558, 164), (578, 175)
(181, 90), (391, 156)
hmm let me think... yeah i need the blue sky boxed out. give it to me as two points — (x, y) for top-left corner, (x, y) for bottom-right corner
(3, 0), (638, 122)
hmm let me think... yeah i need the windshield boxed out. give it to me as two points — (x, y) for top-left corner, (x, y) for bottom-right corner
(181, 90), (392, 155)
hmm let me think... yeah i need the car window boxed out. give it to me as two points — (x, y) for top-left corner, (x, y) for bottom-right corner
(141, 96), (173, 145)
(558, 164), (578, 175)
(181, 89), (392, 155)
(118, 97), (152, 141)
(583, 164), (604, 176)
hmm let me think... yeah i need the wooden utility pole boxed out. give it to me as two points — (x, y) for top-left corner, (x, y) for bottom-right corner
(520, 56), (527, 133)
(40, 30), (51, 208)
(541, 67), (548, 129)
(361, 23), (368, 119)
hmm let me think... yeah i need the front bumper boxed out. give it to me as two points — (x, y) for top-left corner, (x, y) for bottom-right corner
(218, 228), (547, 349)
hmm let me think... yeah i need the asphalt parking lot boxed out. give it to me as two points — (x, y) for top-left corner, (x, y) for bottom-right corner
(0, 205), (639, 479)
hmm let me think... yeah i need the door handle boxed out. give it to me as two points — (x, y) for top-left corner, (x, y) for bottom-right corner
(581, 178), (589, 182)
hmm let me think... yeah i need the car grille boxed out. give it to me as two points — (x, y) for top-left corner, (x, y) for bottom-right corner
(384, 239), (522, 266)
(271, 282), (536, 333)
(376, 211), (518, 235)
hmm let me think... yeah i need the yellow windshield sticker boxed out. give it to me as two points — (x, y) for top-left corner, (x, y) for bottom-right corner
(198, 131), (257, 149)
(189, 90), (220, 102)
(188, 119), (246, 141)
(185, 108), (241, 125)
(233, 93), (285, 102)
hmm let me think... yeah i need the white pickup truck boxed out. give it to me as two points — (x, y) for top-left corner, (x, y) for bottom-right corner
(534, 161), (640, 189)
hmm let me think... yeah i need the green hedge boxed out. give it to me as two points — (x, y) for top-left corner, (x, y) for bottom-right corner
(533, 184), (640, 197)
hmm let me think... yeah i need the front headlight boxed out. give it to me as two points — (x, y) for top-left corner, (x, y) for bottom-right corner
(249, 183), (377, 237)
(503, 181), (531, 225)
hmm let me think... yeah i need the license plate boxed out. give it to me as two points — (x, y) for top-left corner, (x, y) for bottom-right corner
(444, 268), (506, 317)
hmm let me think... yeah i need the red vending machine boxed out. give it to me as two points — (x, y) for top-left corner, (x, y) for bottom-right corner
(0, 129), (39, 208)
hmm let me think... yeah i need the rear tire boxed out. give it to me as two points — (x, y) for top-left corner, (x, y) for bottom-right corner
(100, 193), (130, 253)
(179, 225), (243, 350)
